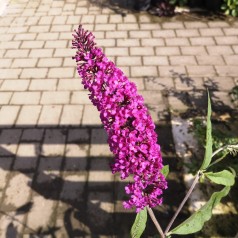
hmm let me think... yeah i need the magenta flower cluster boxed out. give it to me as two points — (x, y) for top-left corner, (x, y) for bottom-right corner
(72, 25), (167, 212)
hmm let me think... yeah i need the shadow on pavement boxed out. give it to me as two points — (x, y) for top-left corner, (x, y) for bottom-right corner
(0, 121), (188, 237)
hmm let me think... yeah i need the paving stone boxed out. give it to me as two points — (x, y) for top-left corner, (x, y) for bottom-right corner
(156, 46), (180, 55)
(162, 22), (184, 29)
(180, 46), (207, 55)
(104, 47), (128, 57)
(0, 41), (21, 49)
(66, 15), (81, 24)
(14, 143), (40, 170)
(95, 15), (108, 24)
(140, 90), (164, 105)
(168, 95), (189, 112)
(0, 92), (12, 104)
(4, 173), (32, 209)
(129, 30), (151, 38)
(0, 59), (12, 68)
(16, 105), (41, 126)
(11, 55), (37, 67)
(0, 106), (20, 126)
(176, 29), (199, 37)
(1, 80), (29, 91)
(144, 77), (174, 90)
(37, 32), (59, 40)
(106, 31), (126, 39)
(196, 55), (225, 65)
(95, 24), (115, 31)
(152, 29), (175, 38)
(96, 39), (116, 47)
(82, 105), (101, 125)
(204, 77), (235, 91)
(174, 77), (205, 91)
(208, 21), (230, 28)
(110, 15), (123, 23)
(44, 40), (67, 48)
(29, 79), (57, 91)
(38, 105), (62, 126)
(21, 129), (44, 142)
(90, 129), (112, 157)
(38, 58), (62, 67)
(141, 38), (165, 46)
(215, 66), (238, 76)
(38, 16), (53, 25)
(0, 157), (13, 189)
(130, 47), (154, 56)
(199, 28), (224, 36)
(143, 56), (169, 66)
(169, 56), (196, 65)
(166, 37), (189, 46)
(123, 14), (137, 23)
(215, 36), (238, 45)
(29, 49), (53, 58)
(49, 67), (74, 78)
(117, 56), (142, 66)
(186, 65), (216, 76)
(190, 37), (215, 45)
(0, 129), (22, 156)
(212, 91), (235, 109)
(60, 174), (87, 201)
(60, 105), (83, 125)
(223, 28), (238, 35)
(54, 48), (75, 57)
(130, 77), (145, 90)
(5, 49), (29, 58)
(29, 25), (50, 33)
(10, 92), (41, 105)
(158, 66), (186, 77)
(206, 45), (234, 55)
(87, 192), (114, 233)
(71, 91), (91, 104)
(42, 129), (66, 157)
(25, 196), (55, 230)
(53, 16), (67, 25)
(0, 69), (21, 79)
(131, 66), (157, 77)
(41, 91), (70, 104)
(223, 55), (238, 65)
(184, 21), (208, 28)
(57, 79), (83, 91)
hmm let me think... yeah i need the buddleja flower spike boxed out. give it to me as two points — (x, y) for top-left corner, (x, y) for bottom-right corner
(72, 25), (167, 212)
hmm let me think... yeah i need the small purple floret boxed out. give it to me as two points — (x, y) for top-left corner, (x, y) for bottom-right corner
(72, 25), (167, 212)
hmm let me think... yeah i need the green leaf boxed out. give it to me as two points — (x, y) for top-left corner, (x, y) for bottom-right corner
(130, 208), (147, 238)
(232, 9), (237, 16)
(161, 165), (169, 178)
(168, 186), (230, 235)
(200, 91), (213, 170)
(205, 170), (235, 186)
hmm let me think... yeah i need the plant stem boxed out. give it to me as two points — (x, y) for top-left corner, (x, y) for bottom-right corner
(164, 171), (202, 235)
(208, 152), (228, 168)
(146, 206), (165, 238)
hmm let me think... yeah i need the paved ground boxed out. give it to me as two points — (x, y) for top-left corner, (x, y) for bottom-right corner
(0, 0), (237, 237)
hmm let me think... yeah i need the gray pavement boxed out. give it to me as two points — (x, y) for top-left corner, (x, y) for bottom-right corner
(0, 0), (237, 237)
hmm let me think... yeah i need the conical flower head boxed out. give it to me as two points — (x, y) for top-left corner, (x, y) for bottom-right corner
(72, 25), (167, 212)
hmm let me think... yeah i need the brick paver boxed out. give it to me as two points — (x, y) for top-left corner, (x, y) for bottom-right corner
(0, 0), (237, 237)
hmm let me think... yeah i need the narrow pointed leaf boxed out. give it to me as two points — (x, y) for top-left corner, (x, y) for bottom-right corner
(161, 165), (169, 178)
(205, 170), (235, 186)
(200, 92), (213, 170)
(130, 208), (147, 238)
(168, 186), (230, 235)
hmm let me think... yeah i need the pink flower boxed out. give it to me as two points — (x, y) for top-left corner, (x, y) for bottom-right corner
(72, 25), (167, 212)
